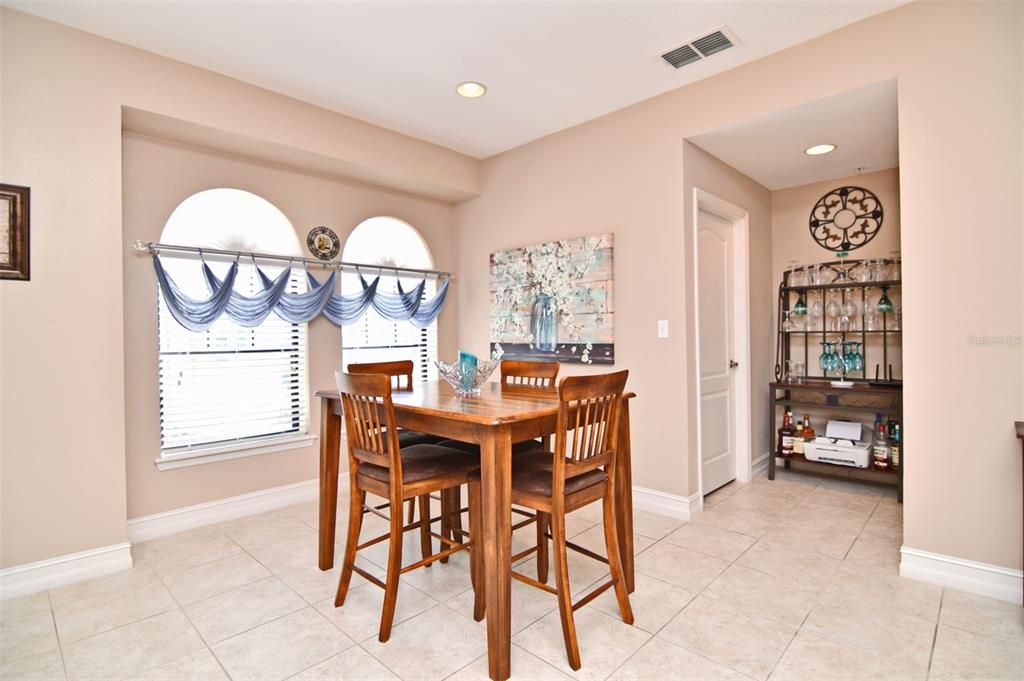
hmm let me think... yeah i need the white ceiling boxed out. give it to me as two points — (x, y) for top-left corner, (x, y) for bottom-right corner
(8, 1), (906, 159)
(690, 79), (899, 190)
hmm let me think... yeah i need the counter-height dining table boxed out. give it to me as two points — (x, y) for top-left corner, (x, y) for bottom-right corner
(315, 380), (636, 681)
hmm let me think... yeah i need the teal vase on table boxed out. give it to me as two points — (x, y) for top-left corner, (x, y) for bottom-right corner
(458, 351), (477, 393)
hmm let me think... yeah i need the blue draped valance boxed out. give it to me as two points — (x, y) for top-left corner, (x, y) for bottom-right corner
(154, 256), (449, 332)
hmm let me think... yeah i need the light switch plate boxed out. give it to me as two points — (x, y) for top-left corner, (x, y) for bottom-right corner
(657, 320), (669, 338)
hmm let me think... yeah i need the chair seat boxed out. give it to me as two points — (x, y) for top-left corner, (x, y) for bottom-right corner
(398, 430), (446, 447)
(358, 444), (479, 485)
(437, 439), (541, 456)
(468, 451), (607, 497)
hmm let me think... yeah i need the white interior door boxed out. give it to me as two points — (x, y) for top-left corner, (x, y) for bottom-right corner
(697, 209), (737, 495)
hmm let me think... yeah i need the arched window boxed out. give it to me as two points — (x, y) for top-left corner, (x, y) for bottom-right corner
(157, 189), (309, 457)
(341, 216), (438, 381)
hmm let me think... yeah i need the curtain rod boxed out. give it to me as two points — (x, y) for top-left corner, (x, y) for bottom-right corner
(132, 240), (455, 280)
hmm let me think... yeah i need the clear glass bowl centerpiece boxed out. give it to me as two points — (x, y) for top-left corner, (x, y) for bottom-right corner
(436, 357), (501, 396)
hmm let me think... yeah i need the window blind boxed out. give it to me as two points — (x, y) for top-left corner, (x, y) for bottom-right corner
(158, 262), (309, 452)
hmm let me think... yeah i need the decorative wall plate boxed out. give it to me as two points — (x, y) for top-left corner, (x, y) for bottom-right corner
(306, 226), (340, 261)
(809, 186), (883, 252)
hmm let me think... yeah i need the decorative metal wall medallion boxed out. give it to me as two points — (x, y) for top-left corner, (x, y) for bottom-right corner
(306, 226), (340, 261)
(809, 186), (883, 252)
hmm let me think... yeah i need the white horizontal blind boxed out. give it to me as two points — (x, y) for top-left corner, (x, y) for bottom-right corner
(158, 262), (309, 452)
(342, 275), (438, 382)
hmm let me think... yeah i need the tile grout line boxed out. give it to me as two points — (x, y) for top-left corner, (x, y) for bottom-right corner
(46, 589), (70, 681)
(150, 559), (234, 681)
(927, 588), (944, 679)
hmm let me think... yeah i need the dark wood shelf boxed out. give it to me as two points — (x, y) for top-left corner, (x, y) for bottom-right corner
(776, 453), (900, 483)
(773, 258), (903, 501)
(782, 329), (901, 334)
(782, 279), (902, 292)
(770, 380), (901, 395)
(772, 398), (900, 414)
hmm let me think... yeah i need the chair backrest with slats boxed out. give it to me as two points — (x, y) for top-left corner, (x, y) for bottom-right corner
(553, 370), (629, 486)
(334, 371), (401, 478)
(500, 360), (560, 394)
(347, 360), (415, 391)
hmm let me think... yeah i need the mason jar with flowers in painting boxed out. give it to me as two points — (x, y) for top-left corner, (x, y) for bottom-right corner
(488, 234), (614, 365)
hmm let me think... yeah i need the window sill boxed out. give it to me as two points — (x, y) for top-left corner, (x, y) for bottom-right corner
(156, 433), (318, 471)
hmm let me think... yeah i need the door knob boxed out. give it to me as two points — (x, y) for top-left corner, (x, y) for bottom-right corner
(729, 360), (739, 368)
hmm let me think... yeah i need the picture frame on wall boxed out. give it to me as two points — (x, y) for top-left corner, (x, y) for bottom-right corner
(489, 233), (614, 364)
(0, 184), (30, 281)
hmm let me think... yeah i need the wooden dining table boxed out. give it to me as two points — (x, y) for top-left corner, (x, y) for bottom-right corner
(315, 380), (636, 681)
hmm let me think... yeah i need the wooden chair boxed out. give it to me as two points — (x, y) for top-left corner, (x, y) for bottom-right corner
(346, 361), (445, 535)
(333, 371), (479, 642)
(467, 370), (633, 670)
(436, 359), (560, 567)
(499, 359), (560, 394)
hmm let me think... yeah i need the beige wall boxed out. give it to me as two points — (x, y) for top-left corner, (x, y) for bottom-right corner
(681, 143), (773, 489)
(456, 1), (1023, 570)
(122, 134), (457, 519)
(0, 9), (476, 568)
(771, 168), (901, 291)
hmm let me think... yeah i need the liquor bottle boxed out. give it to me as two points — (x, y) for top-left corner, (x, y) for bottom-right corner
(872, 422), (890, 470)
(793, 414), (805, 455)
(780, 411), (795, 458)
(890, 422), (901, 470)
(802, 415), (815, 442)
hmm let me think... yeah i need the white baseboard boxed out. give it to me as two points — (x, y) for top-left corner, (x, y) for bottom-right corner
(0, 543), (133, 601)
(128, 478), (321, 543)
(633, 486), (702, 521)
(900, 546), (1023, 605)
(751, 451), (770, 479)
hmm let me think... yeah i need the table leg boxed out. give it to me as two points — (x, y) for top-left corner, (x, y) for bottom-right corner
(480, 425), (512, 681)
(319, 397), (341, 571)
(768, 398), (777, 480)
(616, 399), (635, 594)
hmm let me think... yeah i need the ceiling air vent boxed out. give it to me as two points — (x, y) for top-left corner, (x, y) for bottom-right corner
(661, 44), (701, 69)
(661, 27), (738, 69)
(692, 30), (733, 57)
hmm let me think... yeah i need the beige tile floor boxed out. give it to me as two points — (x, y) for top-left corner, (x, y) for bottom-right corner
(2, 470), (1022, 681)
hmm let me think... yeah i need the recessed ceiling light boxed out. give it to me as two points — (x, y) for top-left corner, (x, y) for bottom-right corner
(456, 81), (487, 98)
(805, 143), (837, 156)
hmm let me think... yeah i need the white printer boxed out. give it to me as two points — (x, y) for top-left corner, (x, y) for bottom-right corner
(803, 420), (871, 469)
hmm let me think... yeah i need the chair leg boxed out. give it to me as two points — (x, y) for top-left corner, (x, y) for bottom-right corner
(450, 484), (464, 542)
(439, 489), (452, 564)
(378, 493), (406, 642)
(418, 494), (433, 568)
(602, 487), (634, 625)
(551, 506), (582, 671)
(439, 486), (463, 565)
(536, 510), (549, 584)
(406, 498), (416, 525)
(468, 481), (485, 622)
(335, 489), (365, 607)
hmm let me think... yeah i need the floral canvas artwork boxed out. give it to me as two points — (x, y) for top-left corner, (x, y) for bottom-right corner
(489, 234), (613, 364)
